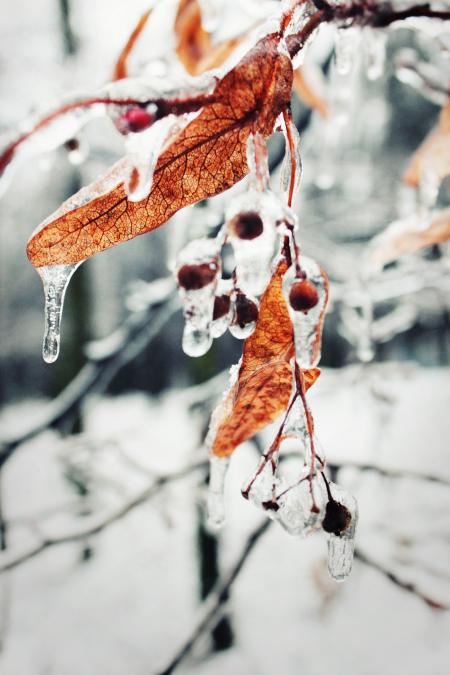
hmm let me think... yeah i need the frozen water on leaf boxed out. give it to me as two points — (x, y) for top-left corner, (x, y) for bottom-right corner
(176, 238), (220, 358)
(334, 27), (359, 76)
(37, 263), (81, 363)
(280, 116), (302, 202)
(275, 472), (327, 537)
(284, 257), (328, 368)
(198, 0), (221, 33)
(325, 482), (358, 582)
(364, 28), (387, 81)
(124, 114), (177, 202)
(207, 455), (230, 530)
(226, 190), (280, 296)
(246, 133), (270, 193)
(245, 457), (278, 508)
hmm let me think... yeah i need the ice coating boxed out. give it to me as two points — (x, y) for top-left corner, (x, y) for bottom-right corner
(197, 0), (220, 33)
(364, 28), (386, 81)
(325, 483), (358, 582)
(207, 455), (230, 530)
(275, 472), (327, 537)
(37, 263), (81, 363)
(285, 257), (329, 368)
(334, 26), (359, 76)
(210, 279), (232, 338)
(245, 457), (278, 508)
(282, 399), (316, 466)
(176, 238), (220, 358)
(246, 132), (270, 193)
(124, 114), (177, 202)
(280, 115), (302, 202)
(229, 292), (259, 339)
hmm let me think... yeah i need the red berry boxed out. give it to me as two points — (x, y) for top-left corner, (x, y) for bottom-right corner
(322, 500), (351, 536)
(235, 292), (258, 327)
(213, 294), (231, 320)
(177, 262), (217, 290)
(230, 211), (264, 240)
(121, 107), (154, 133)
(289, 279), (319, 312)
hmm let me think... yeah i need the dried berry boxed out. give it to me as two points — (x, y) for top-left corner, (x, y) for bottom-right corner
(230, 210), (264, 240)
(213, 294), (231, 320)
(235, 291), (258, 327)
(322, 500), (351, 536)
(289, 279), (319, 312)
(64, 138), (80, 152)
(177, 262), (217, 290)
(121, 107), (155, 133)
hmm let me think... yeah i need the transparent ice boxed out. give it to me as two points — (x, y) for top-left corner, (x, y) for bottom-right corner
(284, 257), (328, 368)
(176, 238), (220, 358)
(275, 472), (327, 538)
(207, 455), (230, 530)
(245, 457), (278, 508)
(37, 263), (81, 363)
(334, 27), (359, 77)
(210, 279), (232, 339)
(326, 483), (358, 582)
(364, 28), (387, 81)
(229, 293), (259, 339)
(280, 115), (302, 202)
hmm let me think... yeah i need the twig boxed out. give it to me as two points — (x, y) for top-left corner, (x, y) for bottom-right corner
(355, 548), (449, 610)
(0, 280), (177, 467)
(157, 520), (272, 675)
(0, 459), (207, 575)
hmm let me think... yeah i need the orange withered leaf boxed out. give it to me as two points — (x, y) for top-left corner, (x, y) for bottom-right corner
(404, 101), (450, 188)
(208, 259), (320, 458)
(27, 34), (293, 267)
(112, 8), (152, 81)
(175, 0), (244, 76)
(370, 207), (450, 267)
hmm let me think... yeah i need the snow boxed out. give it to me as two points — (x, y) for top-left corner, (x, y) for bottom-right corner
(0, 365), (448, 674)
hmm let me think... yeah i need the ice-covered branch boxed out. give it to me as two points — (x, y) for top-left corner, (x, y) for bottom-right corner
(157, 519), (272, 675)
(0, 278), (177, 468)
(0, 458), (207, 575)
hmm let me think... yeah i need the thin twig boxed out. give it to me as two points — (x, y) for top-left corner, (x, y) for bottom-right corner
(157, 520), (272, 675)
(0, 459), (207, 575)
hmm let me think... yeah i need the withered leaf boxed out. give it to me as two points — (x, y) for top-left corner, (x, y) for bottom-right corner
(208, 259), (320, 458)
(175, 0), (243, 76)
(112, 8), (152, 81)
(27, 33), (293, 267)
(404, 101), (450, 188)
(370, 207), (450, 267)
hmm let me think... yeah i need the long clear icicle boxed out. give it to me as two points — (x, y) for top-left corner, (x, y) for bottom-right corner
(37, 263), (81, 363)
(325, 483), (358, 582)
(280, 116), (302, 202)
(275, 472), (327, 538)
(207, 455), (230, 530)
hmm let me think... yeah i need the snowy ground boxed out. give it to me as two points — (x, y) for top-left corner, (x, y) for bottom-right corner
(0, 363), (449, 675)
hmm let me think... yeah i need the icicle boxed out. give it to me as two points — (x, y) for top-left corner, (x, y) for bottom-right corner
(176, 238), (220, 358)
(324, 483), (358, 582)
(285, 1), (318, 69)
(364, 29), (386, 81)
(207, 455), (230, 530)
(334, 27), (359, 76)
(284, 257), (328, 368)
(124, 114), (178, 202)
(275, 472), (327, 537)
(37, 263), (81, 363)
(211, 279), (232, 338)
(419, 161), (440, 213)
(244, 458), (278, 509)
(246, 133), (270, 193)
(229, 291), (259, 339)
(280, 116), (302, 202)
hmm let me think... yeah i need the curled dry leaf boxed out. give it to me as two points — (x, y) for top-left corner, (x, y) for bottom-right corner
(404, 101), (450, 188)
(369, 207), (450, 267)
(208, 259), (320, 458)
(175, 0), (244, 76)
(112, 8), (153, 81)
(293, 66), (329, 118)
(27, 34), (293, 267)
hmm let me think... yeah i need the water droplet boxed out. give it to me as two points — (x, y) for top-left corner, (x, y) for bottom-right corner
(37, 263), (80, 363)
(182, 325), (213, 357)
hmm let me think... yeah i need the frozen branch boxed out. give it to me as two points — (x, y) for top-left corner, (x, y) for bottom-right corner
(0, 278), (178, 468)
(157, 519), (272, 675)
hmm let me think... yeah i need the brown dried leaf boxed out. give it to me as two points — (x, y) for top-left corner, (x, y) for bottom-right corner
(209, 259), (320, 457)
(370, 207), (450, 267)
(112, 8), (152, 81)
(27, 34), (293, 267)
(293, 66), (328, 118)
(175, 0), (244, 75)
(404, 101), (450, 188)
